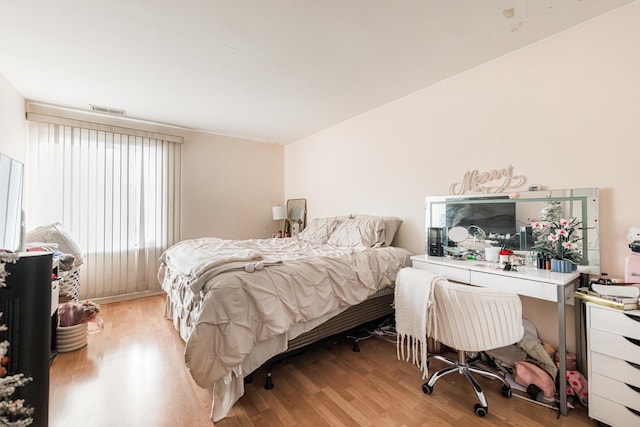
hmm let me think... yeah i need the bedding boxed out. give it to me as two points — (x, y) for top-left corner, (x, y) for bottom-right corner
(159, 235), (411, 422)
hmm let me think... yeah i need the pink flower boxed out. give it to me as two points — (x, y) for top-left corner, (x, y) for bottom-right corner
(548, 234), (559, 242)
(557, 228), (569, 238)
(559, 218), (569, 227)
(563, 241), (578, 250)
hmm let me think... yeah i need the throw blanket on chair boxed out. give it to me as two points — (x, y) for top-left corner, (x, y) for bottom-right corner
(395, 267), (441, 379)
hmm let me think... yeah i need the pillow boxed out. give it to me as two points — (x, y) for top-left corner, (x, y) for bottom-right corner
(298, 217), (341, 244)
(352, 215), (402, 246)
(25, 223), (84, 266)
(327, 217), (385, 248)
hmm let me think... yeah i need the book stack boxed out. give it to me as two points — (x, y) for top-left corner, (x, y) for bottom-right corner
(575, 285), (640, 310)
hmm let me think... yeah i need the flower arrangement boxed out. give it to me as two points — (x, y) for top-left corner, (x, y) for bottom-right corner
(531, 216), (583, 264)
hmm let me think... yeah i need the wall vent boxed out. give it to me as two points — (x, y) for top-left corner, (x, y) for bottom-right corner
(90, 104), (126, 116)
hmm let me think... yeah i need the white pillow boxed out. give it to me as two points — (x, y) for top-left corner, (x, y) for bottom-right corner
(327, 217), (385, 248)
(352, 215), (402, 246)
(25, 223), (84, 266)
(298, 217), (341, 244)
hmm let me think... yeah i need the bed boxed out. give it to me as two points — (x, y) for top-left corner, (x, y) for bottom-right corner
(158, 215), (412, 422)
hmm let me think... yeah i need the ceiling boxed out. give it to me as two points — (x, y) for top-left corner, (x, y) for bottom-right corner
(0, 1), (634, 144)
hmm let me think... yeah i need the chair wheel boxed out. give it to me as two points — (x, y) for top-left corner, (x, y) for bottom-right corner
(422, 383), (433, 394)
(501, 385), (512, 398)
(474, 404), (488, 417)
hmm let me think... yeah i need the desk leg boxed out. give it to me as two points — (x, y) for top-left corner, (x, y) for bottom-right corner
(557, 286), (568, 416)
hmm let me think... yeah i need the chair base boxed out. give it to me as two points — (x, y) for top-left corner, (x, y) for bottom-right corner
(422, 350), (512, 417)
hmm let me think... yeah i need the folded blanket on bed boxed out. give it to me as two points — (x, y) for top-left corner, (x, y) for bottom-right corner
(160, 238), (266, 299)
(395, 267), (440, 379)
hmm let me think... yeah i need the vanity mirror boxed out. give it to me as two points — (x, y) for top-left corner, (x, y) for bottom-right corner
(425, 188), (600, 274)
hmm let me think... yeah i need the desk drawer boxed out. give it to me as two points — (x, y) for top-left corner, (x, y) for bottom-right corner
(591, 351), (640, 388)
(411, 261), (470, 284)
(469, 271), (557, 302)
(590, 392), (640, 427)
(589, 304), (640, 340)
(591, 372), (640, 413)
(589, 328), (640, 365)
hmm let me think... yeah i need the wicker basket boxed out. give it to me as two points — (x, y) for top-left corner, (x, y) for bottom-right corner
(59, 267), (81, 301)
(56, 322), (88, 352)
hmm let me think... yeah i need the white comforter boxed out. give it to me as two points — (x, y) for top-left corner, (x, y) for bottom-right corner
(159, 237), (411, 421)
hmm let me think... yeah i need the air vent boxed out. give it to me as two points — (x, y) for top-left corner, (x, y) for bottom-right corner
(90, 104), (126, 116)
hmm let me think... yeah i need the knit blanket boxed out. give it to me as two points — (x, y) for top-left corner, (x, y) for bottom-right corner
(395, 267), (441, 379)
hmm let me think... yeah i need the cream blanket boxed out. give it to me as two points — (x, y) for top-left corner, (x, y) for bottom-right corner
(159, 238), (266, 300)
(395, 268), (441, 379)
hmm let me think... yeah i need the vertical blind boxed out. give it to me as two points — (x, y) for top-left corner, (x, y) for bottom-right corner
(27, 117), (181, 300)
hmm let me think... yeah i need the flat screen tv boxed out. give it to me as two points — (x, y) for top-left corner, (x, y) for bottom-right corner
(445, 198), (516, 240)
(0, 153), (24, 253)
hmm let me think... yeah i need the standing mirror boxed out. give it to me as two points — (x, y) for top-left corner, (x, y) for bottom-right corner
(286, 198), (307, 235)
(426, 188), (600, 274)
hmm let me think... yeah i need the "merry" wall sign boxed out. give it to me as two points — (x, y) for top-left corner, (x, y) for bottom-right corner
(449, 164), (527, 195)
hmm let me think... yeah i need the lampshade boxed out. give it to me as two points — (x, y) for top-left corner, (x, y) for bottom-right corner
(272, 206), (287, 221)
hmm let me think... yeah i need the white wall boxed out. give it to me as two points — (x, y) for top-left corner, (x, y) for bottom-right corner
(286, 3), (639, 278)
(0, 71), (27, 161)
(285, 3), (640, 349)
(179, 129), (284, 241)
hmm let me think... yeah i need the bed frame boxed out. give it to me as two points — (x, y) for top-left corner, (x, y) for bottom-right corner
(256, 286), (395, 389)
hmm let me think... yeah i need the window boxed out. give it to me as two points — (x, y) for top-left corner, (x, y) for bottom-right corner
(27, 116), (181, 299)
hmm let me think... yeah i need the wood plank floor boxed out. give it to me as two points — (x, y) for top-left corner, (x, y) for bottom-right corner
(50, 295), (598, 426)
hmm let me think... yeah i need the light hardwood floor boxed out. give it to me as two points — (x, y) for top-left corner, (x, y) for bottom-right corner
(50, 295), (598, 427)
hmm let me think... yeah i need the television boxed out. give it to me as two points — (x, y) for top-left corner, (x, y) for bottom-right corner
(445, 198), (517, 247)
(0, 153), (24, 253)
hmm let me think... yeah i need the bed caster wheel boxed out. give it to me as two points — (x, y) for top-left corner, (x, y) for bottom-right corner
(474, 404), (488, 417)
(422, 383), (433, 394)
(264, 373), (274, 390)
(500, 385), (512, 398)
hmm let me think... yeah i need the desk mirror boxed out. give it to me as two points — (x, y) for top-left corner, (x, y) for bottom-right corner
(425, 188), (600, 274)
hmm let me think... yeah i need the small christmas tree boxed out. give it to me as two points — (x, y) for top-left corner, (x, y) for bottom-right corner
(0, 254), (34, 427)
(532, 201), (563, 251)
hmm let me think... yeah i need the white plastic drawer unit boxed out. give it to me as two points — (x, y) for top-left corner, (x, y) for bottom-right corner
(587, 303), (640, 427)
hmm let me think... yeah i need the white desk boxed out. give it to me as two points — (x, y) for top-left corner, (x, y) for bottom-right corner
(411, 254), (580, 416)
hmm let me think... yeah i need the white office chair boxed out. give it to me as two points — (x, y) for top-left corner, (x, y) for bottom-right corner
(423, 279), (524, 417)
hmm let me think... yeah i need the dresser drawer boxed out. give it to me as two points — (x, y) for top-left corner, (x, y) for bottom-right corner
(590, 392), (640, 427)
(589, 304), (640, 340)
(411, 261), (470, 284)
(51, 279), (60, 317)
(591, 351), (640, 388)
(589, 328), (640, 365)
(591, 372), (640, 412)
